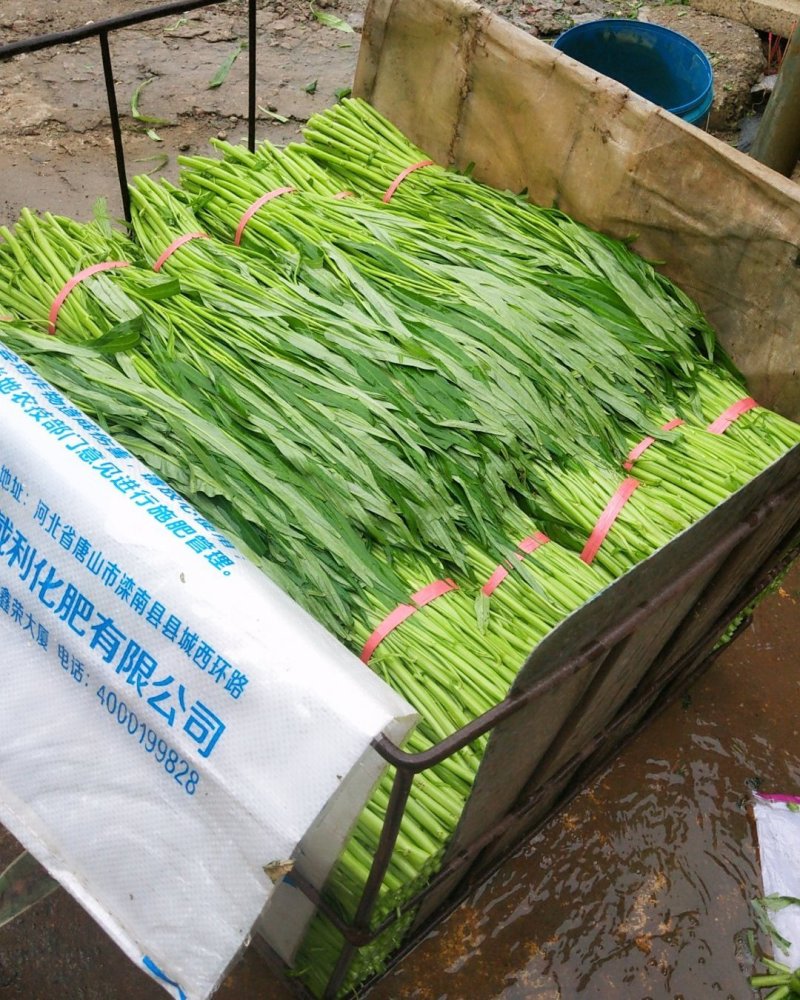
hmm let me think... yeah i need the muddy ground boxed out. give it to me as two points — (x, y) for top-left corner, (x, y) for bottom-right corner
(0, 0), (767, 225)
(0, 0), (367, 223)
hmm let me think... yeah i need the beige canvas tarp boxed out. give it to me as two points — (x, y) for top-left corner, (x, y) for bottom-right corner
(355, 0), (800, 418)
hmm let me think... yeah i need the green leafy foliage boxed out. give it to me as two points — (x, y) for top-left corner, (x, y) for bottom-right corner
(1, 100), (798, 998)
(309, 3), (355, 32)
(207, 40), (246, 90)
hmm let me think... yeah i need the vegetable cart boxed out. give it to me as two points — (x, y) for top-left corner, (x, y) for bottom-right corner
(1, 1), (800, 997)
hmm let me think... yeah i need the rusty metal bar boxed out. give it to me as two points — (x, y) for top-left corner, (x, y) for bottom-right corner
(0, 0), (229, 58)
(323, 766), (416, 996)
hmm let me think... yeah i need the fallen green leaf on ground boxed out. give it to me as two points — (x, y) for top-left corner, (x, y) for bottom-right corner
(133, 153), (170, 175)
(164, 15), (188, 32)
(130, 77), (171, 126)
(310, 3), (355, 32)
(259, 106), (290, 124)
(208, 40), (247, 90)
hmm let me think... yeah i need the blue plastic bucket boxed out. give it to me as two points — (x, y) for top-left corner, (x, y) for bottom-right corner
(553, 19), (714, 124)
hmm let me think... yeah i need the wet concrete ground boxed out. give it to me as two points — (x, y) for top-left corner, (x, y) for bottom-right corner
(2, 563), (797, 998)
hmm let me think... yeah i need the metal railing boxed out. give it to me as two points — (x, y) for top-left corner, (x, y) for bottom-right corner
(0, 0), (259, 222)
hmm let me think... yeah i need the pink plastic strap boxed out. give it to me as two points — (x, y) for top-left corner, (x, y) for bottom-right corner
(755, 792), (800, 804)
(382, 160), (435, 203)
(359, 604), (415, 663)
(410, 578), (457, 606)
(517, 532), (550, 554)
(234, 187), (295, 246)
(333, 191), (354, 200)
(482, 533), (550, 597)
(153, 232), (208, 272)
(623, 418), (685, 471)
(48, 261), (130, 335)
(580, 477), (641, 565)
(360, 577), (458, 663)
(707, 397), (758, 435)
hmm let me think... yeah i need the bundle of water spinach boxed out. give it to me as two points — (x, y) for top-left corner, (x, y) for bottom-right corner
(0, 215), (608, 994)
(0, 99), (798, 997)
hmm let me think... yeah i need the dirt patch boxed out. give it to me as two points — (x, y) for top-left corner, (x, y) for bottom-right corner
(479, 0), (643, 38)
(0, 0), (363, 221)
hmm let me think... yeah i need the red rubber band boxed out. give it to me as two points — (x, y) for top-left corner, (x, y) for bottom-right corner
(482, 532), (550, 597)
(707, 397), (758, 435)
(518, 533), (550, 554)
(48, 261), (130, 335)
(234, 187), (295, 246)
(333, 191), (354, 200)
(153, 232), (208, 272)
(623, 418), (685, 471)
(580, 477), (641, 565)
(382, 160), (434, 203)
(410, 578), (456, 606)
(360, 577), (457, 662)
(359, 604), (415, 663)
